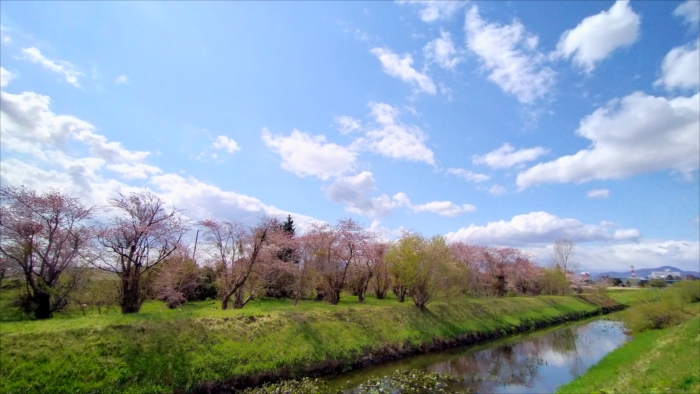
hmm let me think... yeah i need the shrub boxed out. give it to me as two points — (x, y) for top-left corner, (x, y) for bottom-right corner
(625, 293), (689, 332)
(650, 279), (667, 288)
(673, 280), (700, 303)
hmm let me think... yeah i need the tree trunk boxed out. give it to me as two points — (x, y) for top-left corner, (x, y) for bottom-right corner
(233, 289), (246, 309)
(120, 274), (142, 314)
(326, 289), (341, 305)
(33, 290), (53, 319)
(221, 292), (232, 310)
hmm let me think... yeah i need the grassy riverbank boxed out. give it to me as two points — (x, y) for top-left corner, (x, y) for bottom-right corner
(0, 294), (620, 394)
(559, 303), (700, 394)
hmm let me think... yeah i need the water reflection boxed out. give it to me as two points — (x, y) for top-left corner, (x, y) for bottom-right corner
(327, 320), (628, 393)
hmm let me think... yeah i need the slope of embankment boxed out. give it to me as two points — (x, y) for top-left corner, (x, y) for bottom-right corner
(0, 294), (622, 394)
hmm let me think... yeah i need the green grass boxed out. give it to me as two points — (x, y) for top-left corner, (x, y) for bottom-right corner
(604, 288), (659, 306)
(0, 294), (618, 394)
(558, 303), (700, 394)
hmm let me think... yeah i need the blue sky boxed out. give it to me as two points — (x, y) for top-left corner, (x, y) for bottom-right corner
(1, 0), (698, 272)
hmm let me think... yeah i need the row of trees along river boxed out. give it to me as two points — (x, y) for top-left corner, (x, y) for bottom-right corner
(0, 186), (585, 320)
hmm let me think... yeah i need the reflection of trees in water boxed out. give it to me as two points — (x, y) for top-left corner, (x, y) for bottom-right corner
(427, 327), (584, 393)
(428, 343), (543, 392)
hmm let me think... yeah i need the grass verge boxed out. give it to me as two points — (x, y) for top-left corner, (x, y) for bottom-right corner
(558, 303), (700, 394)
(0, 294), (620, 394)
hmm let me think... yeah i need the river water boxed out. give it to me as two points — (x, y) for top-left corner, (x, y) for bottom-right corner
(325, 319), (629, 393)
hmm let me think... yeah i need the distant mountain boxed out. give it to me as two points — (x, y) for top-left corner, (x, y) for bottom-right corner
(593, 266), (700, 279)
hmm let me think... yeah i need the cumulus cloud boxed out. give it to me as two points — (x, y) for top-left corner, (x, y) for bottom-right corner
(473, 143), (548, 169)
(446, 168), (490, 182)
(393, 192), (476, 217)
(523, 239), (699, 272)
(396, 0), (466, 23)
(114, 75), (128, 84)
(445, 211), (640, 246)
(412, 200), (476, 217)
(21, 47), (83, 87)
(0, 82), (319, 230)
(370, 47), (437, 94)
(324, 171), (397, 218)
(423, 31), (463, 70)
(674, 0), (700, 26)
(212, 135), (241, 154)
(334, 116), (361, 134)
(554, 0), (640, 73)
(517, 92), (700, 189)
(1, 67), (15, 87)
(324, 171), (474, 218)
(261, 128), (357, 180)
(464, 5), (555, 104)
(587, 189), (610, 199)
(655, 39), (699, 91)
(359, 102), (436, 165)
(1, 87), (153, 168)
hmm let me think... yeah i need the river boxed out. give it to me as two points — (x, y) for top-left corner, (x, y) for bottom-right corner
(324, 318), (629, 393)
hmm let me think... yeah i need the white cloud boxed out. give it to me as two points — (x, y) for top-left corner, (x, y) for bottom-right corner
(517, 92), (700, 189)
(554, 0), (640, 73)
(445, 211), (640, 246)
(392, 192), (476, 217)
(324, 171), (474, 218)
(412, 200), (476, 217)
(524, 239), (699, 272)
(447, 167), (490, 183)
(1, 67), (15, 87)
(396, 0), (466, 23)
(674, 0), (700, 26)
(370, 47), (437, 94)
(359, 102), (435, 165)
(1, 88), (151, 166)
(655, 39), (699, 91)
(614, 228), (640, 240)
(587, 189), (610, 199)
(114, 75), (128, 84)
(324, 171), (397, 218)
(473, 143), (548, 169)
(486, 185), (506, 196)
(423, 31), (463, 70)
(21, 47), (83, 87)
(464, 5), (555, 104)
(369, 220), (406, 241)
(212, 135), (241, 154)
(0, 83), (319, 230)
(261, 128), (357, 180)
(334, 116), (361, 134)
(106, 163), (162, 179)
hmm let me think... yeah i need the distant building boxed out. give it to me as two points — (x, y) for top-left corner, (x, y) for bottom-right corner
(683, 275), (699, 281)
(648, 269), (682, 284)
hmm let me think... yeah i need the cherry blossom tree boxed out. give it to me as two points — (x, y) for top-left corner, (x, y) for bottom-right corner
(311, 218), (369, 305)
(96, 191), (188, 314)
(0, 186), (95, 319)
(198, 218), (273, 309)
(153, 244), (199, 308)
(291, 233), (318, 306)
(449, 242), (485, 295)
